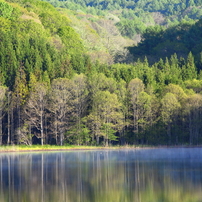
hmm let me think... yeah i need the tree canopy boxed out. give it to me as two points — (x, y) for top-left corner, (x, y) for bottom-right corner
(1, 0), (202, 146)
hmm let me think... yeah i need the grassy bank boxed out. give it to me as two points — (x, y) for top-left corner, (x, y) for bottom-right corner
(0, 145), (136, 152)
(0, 144), (199, 152)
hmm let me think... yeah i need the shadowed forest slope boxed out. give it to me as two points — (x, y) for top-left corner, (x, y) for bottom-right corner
(128, 19), (202, 65)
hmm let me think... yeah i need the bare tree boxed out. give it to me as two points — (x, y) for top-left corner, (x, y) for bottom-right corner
(49, 78), (72, 145)
(25, 82), (48, 145)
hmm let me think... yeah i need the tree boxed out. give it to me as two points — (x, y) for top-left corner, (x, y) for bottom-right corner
(18, 121), (32, 145)
(13, 66), (29, 144)
(49, 78), (72, 145)
(184, 79), (202, 93)
(0, 2), (13, 18)
(57, 26), (84, 56)
(169, 54), (182, 84)
(185, 94), (202, 145)
(137, 91), (155, 143)
(68, 74), (88, 145)
(25, 82), (48, 145)
(128, 78), (144, 143)
(87, 73), (120, 145)
(164, 83), (187, 104)
(88, 72), (117, 95)
(161, 93), (181, 144)
(0, 86), (7, 145)
(88, 90), (123, 146)
(115, 79), (129, 144)
(184, 52), (197, 80)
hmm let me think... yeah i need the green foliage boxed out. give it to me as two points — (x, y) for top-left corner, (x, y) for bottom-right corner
(128, 20), (202, 64)
(41, 0), (202, 42)
(39, 11), (70, 34)
(0, 1), (13, 18)
(57, 26), (84, 55)
(0, 17), (11, 32)
(45, 0), (202, 18)
(161, 93), (181, 125)
(116, 18), (146, 38)
(2, 0), (202, 146)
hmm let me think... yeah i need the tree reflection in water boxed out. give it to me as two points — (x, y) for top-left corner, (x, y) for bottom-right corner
(0, 149), (202, 202)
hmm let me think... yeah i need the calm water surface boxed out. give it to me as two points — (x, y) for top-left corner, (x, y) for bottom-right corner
(1, 148), (202, 202)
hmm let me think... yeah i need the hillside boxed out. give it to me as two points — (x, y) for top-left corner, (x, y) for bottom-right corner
(128, 19), (202, 65)
(46, 0), (202, 39)
(1, 0), (202, 146)
(44, 0), (202, 64)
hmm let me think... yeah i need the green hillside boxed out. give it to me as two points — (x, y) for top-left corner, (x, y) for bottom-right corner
(1, 0), (202, 146)
(128, 19), (202, 64)
(46, 0), (202, 38)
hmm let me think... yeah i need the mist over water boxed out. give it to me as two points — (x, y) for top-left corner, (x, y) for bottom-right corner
(0, 148), (202, 202)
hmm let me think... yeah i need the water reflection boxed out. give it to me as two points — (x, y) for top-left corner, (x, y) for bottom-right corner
(0, 148), (202, 202)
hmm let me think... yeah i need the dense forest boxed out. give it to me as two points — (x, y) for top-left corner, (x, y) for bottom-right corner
(46, 0), (202, 39)
(1, 0), (202, 146)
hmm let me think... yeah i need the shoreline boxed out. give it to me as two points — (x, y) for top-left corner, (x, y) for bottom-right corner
(0, 145), (202, 153)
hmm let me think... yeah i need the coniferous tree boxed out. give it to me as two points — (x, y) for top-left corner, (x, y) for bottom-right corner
(13, 65), (28, 144)
(185, 52), (197, 80)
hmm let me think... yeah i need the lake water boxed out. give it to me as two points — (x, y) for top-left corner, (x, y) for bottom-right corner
(0, 148), (202, 202)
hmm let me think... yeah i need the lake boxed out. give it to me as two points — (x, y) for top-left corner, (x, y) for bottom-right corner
(0, 148), (202, 202)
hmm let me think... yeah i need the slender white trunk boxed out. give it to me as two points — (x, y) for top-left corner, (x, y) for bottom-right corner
(40, 112), (43, 146)
(0, 108), (2, 145)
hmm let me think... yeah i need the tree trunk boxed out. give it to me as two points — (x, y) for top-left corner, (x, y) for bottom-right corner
(16, 102), (20, 145)
(40, 112), (44, 146)
(7, 92), (10, 145)
(189, 111), (193, 145)
(0, 109), (2, 145)
(11, 103), (14, 145)
(168, 123), (171, 145)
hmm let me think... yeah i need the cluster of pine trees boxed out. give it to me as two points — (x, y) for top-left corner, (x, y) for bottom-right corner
(1, 0), (202, 146)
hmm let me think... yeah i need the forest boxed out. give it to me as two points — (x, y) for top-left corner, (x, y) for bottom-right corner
(1, 0), (202, 146)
